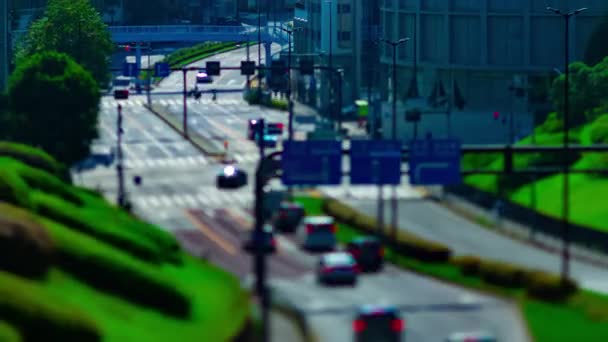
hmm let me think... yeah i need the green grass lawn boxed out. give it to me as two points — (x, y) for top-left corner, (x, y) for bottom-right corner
(0, 143), (250, 341)
(462, 113), (608, 232)
(294, 195), (608, 342)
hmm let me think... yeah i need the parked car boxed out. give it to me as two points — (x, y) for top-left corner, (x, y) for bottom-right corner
(216, 165), (247, 189)
(353, 305), (404, 342)
(266, 122), (284, 135)
(346, 236), (384, 272)
(243, 224), (277, 254)
(317, 252), (359, 285)
(273, 201), (305, 233)
(299, 216), (337, 251)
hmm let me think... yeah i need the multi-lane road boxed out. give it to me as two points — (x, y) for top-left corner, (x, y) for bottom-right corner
(72, 45), (542, 341)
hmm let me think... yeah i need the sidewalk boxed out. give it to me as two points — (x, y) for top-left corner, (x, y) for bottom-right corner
(433, 187), (608, 269)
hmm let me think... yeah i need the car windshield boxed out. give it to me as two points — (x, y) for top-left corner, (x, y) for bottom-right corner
(113, 78), (130, 87)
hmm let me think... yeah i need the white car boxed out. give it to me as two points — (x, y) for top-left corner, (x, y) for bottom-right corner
(196, 71), (213, 83)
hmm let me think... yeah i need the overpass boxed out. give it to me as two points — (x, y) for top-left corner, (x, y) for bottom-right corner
(108, 25), (288, 45)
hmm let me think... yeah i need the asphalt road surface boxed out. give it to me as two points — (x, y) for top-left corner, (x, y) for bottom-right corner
(71, 45), (529, 342)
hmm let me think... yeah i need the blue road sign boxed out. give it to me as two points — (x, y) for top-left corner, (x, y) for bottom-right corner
(408, 139), (461, 185)
(122, 62), (139, 77)
(351, 140), (402, 185)
(154, 62), (170, 77)
(282, 141), (342, 185)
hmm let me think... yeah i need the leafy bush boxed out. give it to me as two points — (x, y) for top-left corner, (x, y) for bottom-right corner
(589, 114), (608, 144)
(537, 112), (564, 134)
(527, 272), (579, 302)
(270, 98), (289, 111)
(164, 42), (235, 67)
(0, 271), (102, 342)
(0, 167), (32, 209)
(323, 199), (451, 262)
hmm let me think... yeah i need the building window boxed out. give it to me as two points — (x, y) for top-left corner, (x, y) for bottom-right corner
(339, 30), (351, 41)
(338, 4), (351, 13)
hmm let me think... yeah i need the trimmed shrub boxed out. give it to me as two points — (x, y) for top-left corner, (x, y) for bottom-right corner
(269, 98), (288, 111)
(0, 142), (67, 181)
(478, 260), (529, 288)
(14, 161), (83, 206)
(451, 255), (482, 276)
(33, 193), (164, 263)
(0, 168), (32, 209)
(43, 219), (191, 318)
(0, 206), (55, 278)
(0, 321), (21, 342)
(526, 272), (579, 302)
(0, 271), (101, 342)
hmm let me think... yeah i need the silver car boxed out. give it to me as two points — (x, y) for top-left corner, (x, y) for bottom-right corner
(317, 252), (359, 285)
(446, 331), (497, 342)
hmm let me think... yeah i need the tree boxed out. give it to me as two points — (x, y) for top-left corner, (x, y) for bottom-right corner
(551, 57), (608, 126)
(7, 51), (99, 165)
(15, 0), (114, 86)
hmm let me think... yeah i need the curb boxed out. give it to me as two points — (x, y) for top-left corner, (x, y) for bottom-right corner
(143, 104), (225, 158)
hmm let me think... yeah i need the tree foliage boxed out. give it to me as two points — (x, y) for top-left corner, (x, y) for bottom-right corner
(6, 51), (99, 165)
(551, 57), (608, 126)
(15, 0), (114, 85)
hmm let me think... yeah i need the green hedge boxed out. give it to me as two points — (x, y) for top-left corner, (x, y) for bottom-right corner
(0, 271), (101, 342)
(244, 88), (289, 111)
(452, 255), (579, 301)
(164, 42), (236, 67)
(320, 196), (578, 301)
(322, 198), (452, 262)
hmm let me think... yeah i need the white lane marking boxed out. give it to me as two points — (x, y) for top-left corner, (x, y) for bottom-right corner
(173, 195), (186, 207)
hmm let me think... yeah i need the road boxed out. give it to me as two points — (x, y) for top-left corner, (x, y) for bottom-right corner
(72, 45), (529, 341)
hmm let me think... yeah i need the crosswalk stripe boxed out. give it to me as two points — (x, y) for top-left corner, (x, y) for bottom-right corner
(148, 196), (161, 207)
(184, 194), (198, 207)
(159, 99), (168, 106)
(159, 195), (172, 206)
(197, 193), (210, 205)
(173, 195), (186, 206)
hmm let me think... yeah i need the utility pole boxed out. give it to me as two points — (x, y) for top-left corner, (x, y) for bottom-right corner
(281, 26), (303, 141)
(257, 0), (261, 66)
(116, 104), (126, 209)
(547, 6), (588, 282)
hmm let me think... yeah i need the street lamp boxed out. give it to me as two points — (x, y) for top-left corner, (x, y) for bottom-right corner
(280, 25), (304, 141)
(378, 37), (410, 140)
(378, 37), (410, 242)
(546, 6), (588, 282)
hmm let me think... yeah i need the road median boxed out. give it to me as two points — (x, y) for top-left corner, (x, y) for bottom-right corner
(144, 103), (225, 158)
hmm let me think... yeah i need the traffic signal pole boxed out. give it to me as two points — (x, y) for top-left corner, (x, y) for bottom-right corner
(182, 69), (188, 137)
(116, 104), (126, 209)
(253, 118), (270, 342)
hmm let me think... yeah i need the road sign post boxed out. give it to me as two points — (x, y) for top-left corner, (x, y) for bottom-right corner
(408, 139), (461, 185)
(154, 62), (170, 77)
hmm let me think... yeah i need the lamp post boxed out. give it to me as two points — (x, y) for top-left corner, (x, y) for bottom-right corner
(257, 0), (261, 65)
(280, 26), (304, 141)
(546, 6), (588, 281)
(325, 0), (334, 122)
(116, 104), (126, 209)
(379, 37), (410, 241)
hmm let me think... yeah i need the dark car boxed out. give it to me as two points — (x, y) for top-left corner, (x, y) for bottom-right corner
(299, 216), (337, 252)
(216, 165), (248, 189)
(266, 122), (284, 135)
(346, 236), (384, 272)
(353, 305), (404, 342)
(273, 201), (305, 233)
(243, 225), (277, 254)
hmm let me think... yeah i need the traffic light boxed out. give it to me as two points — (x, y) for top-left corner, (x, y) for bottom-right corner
(493, 111), (500, 120)
(241, 61), (256, 75)
(124, 45), (131, 52)
(206, 61), (221, 76)
(271, 60), (287, 75)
